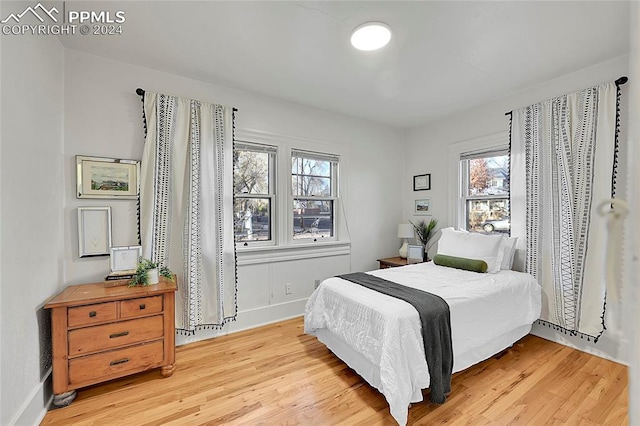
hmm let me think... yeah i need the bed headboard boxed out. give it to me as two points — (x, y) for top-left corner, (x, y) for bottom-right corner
(512, 248), (526, 272)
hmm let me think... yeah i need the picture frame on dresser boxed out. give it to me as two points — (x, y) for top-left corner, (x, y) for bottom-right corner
(76, 155), (140, 199)
(110, 245), (142, 273)
(77, 207), (112, 257)
(407, 244), (424, 264)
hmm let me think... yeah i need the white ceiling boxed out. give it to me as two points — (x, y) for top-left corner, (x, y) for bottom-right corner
(60, 1), (630, 128)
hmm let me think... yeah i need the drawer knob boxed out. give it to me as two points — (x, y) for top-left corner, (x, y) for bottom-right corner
(139, 303), (146, 310)
(109, 331), (130, 339)
(109, 358), (130, 366)
(89, 311), (97, 317)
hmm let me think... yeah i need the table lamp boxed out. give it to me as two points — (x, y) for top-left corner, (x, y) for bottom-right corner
(397, 224), (414, 258)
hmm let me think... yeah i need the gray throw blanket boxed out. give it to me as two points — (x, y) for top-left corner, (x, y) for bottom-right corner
(337, 272), (453, 403)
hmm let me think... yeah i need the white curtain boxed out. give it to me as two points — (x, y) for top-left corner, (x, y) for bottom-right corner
(140, 92), (237, 334)
(510, 81), (620, 341)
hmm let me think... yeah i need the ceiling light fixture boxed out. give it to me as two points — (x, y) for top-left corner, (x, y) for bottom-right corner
(350, 22), (391, 51)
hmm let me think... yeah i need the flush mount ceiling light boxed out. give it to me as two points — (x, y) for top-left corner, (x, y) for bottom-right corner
(350, 22), (391, 51)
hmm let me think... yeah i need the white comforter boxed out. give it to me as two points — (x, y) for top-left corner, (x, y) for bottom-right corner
(304, 262), (541, 425)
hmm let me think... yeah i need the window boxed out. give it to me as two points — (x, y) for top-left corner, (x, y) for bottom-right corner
(460, 148), (510, 234)
(233, 142), (276, 244)
(291, 149), (339, 241)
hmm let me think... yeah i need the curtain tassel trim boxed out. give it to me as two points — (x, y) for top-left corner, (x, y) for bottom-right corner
(611, 82), (623, 198)
(535, 319), (601, 343)
(136, 89), (146, 246)
(176, 316), (238, 336)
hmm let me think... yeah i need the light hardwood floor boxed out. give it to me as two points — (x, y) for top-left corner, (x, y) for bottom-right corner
(42, 317), (628, 425)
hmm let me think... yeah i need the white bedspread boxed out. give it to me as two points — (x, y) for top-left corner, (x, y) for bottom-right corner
(304, 262), (541, 425)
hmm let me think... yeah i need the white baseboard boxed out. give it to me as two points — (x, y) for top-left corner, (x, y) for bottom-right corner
(176, 298), (308, 346)
(531, 323), (628, 366)
(9, 368), (52, 426)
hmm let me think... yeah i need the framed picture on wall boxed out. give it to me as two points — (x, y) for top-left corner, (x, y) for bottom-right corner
(415, 199), (431, 215)
(413, 174), (431, 191)
(77, 206), (112, 257)
(76, 155), (140, 199)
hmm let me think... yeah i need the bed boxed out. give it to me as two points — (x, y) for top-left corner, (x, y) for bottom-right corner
(304, 259), (541, 425)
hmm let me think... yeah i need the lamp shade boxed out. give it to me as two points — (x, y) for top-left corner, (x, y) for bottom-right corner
(397, 224), (414, 238)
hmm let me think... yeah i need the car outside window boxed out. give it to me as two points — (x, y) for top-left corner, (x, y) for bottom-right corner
(460, 149), (510, 234)
(291, 149), (339, 241)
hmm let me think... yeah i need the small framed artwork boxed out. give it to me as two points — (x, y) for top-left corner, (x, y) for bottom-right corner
(407, 244), (424, 264)
(110, 245), (142, 273)
(76, 155), (140, 199)
(415, 199), (431, 215)
(77, 207), (112, 257)
(413, 174), (431, 191)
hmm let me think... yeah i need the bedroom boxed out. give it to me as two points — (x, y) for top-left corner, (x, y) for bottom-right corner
(0, 1), (638, 425)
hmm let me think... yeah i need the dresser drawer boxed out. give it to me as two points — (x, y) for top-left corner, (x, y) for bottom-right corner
(68, 315), (164, 356)
(69, 341), (164, 386)
(68, 302), (117, 328)
(120, 295), (163, 319)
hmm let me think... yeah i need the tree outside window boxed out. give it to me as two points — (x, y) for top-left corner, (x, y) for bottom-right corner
(233, 144), (275, 243)
(291, 151), (338, 241)
(461, 151), (510, 233)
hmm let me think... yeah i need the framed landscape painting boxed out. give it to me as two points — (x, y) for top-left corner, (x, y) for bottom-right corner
(76, 155), (140, 199)
(415, 199), (431, 215)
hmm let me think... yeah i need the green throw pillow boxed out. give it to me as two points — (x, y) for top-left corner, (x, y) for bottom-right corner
(433, 254), (488, 273)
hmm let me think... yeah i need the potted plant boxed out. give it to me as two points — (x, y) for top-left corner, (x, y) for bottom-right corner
(410, 218), (439, 261)
(129, 258), (174, 287)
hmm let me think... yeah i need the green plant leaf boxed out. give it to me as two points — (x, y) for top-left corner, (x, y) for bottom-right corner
(129, 257), (174, 286)
(409, 218), (439, 247)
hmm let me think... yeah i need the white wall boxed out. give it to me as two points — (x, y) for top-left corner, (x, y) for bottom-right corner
(625, 2), (640, 421)
(63, 50), (404, 342)
(0, 9), (65, 425)
(403, 55), (630, 364)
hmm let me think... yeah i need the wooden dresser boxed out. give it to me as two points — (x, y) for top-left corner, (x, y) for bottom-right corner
(45, 277), (177, 406)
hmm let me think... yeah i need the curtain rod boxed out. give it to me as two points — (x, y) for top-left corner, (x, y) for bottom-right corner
(615, 76), (628, 86)
(504, 76), (628, 116)
(135, 88), (238, 112)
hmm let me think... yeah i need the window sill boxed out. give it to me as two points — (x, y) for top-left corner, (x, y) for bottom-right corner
(236, 241), (351, 266)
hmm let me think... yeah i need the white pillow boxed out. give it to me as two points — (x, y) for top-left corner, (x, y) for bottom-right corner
(452, 228), (517, 270)
(500, 237), (518, 270)
(437, 227), (506, 273)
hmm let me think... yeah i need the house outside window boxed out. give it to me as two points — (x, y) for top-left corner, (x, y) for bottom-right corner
(291, 149), (339, 241)
(460, 148), (510, 234)
(233, 142), (276, 245)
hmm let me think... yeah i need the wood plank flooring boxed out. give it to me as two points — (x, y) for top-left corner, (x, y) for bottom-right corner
(41, 317), (628, 425)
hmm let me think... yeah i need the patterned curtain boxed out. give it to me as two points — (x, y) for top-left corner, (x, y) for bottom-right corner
(140, 92), (237, 334)
(510, 81), (620, 341)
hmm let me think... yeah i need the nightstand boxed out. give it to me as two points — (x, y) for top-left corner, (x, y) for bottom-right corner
(377, 256), (409, 269)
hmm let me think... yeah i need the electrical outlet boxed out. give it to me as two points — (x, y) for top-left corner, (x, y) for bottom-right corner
(285, 283), (292, 295)
(314, 279), (321, 289)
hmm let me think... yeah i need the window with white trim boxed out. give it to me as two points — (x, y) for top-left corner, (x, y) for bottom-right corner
(233, 142), (276, 245)
(460, 148), (510, 234)
(291, 149), (339, 241)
